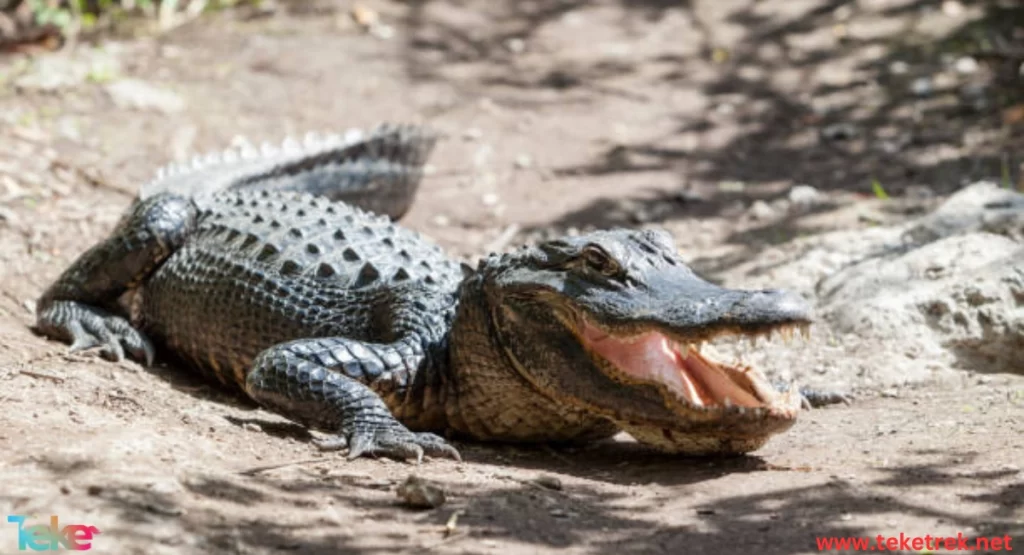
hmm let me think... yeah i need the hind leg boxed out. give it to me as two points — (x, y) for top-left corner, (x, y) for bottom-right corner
(35, 193), (197, 364)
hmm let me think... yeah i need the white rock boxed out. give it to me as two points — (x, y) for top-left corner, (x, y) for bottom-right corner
(954, 56), (979, 74)
(106, 79), (186, 114)
(788, 184), (825, 208)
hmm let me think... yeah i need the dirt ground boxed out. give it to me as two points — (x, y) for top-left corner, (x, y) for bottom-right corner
(0, 1), (1021, 554)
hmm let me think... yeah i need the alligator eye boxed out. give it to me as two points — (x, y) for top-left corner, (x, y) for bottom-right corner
(581, 245), (620, 276)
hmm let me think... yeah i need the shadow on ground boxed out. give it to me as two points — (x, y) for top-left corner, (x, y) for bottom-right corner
(401, 0), (1024, 232)
(4, 450), (1019, 554)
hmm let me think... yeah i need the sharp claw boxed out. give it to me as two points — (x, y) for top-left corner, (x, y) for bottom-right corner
(129, 337), (155, 367)
(39, 302), (152, 366)
(346, 434), (373, 460)
(442, 446), (462, 462)
(342, 429), (454, 463)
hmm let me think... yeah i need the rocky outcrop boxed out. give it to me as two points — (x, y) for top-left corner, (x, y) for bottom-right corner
(818, 182), (1023, 375)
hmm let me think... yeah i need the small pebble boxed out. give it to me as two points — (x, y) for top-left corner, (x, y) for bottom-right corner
(820, 123), (858, 141)
(954, 56), (979, 74)
(505, 38), (526, 54)
(514, 154), (533, 169)
(531, 475), (563, 491)
(889, 60), (909, 75)
(748, 200), (777, 221)
(788, 184), (825, 208)
(397, 475), (446, 509)
(941, 0), (964, 16)
(910, 77), (932, 97)
(369, 24), (396, 40)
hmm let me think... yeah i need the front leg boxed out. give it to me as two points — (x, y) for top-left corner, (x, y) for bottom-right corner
(245, 337), (460, 463)
(34, 193), (197, 363)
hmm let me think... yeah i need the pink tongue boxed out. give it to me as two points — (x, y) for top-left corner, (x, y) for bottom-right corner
(682, 349), (762, 408)
(581, 324), (705, 405)
(581, 322), (763, 408)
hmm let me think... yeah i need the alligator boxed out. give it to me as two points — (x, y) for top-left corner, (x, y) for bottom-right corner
(34, 123), (826, 462)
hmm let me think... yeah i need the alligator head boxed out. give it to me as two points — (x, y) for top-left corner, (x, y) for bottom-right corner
(458, 228), (808, 455)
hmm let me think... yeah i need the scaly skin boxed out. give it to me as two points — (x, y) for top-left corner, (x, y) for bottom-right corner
(34, 123), (835, 462)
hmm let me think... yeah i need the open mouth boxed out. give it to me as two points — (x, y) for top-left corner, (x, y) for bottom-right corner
(579, 319), (807, 411)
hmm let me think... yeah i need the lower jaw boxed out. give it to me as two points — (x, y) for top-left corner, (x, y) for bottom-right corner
(619, 420), (795, 455)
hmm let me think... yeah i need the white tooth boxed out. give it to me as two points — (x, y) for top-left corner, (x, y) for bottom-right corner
(190, 155), (204, 168)
(204, 152), (221, 164)
(260, 142), (278, 156)
(229, 134), (252, 149)
(723, 398), (734, 409)
(779, 327), (792, 343)
(322, 133), (343, 147)
(240, 144), (259, 159)
(282, 136), (302, 154)
(221, 149), (239, 163)
(303, 131), (321, 148)
(156, 167), (166, 179)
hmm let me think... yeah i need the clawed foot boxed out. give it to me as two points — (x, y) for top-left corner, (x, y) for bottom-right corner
(798, 387), (853, 409)
(315, 426), (461, 463)
(35, 301), (154, 365)
(773, 380), (852, 409)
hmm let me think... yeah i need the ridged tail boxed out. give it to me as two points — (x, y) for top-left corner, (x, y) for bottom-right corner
(139, 123), (439, 220)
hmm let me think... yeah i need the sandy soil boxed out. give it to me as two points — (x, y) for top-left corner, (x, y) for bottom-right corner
(0, 1), (1021, 553)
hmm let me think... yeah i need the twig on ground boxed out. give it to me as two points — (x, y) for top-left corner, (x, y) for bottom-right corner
(48, 160), (133, 198)
(412, 530), (468, 553)
(238, 458), (326, 476)
(17, 369), (65, 383)
(483, 223), (521, 253)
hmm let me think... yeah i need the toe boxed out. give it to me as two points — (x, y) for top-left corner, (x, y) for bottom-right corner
(414, 433), (461, 461)
(105, 317), (153, 365)
(98, 338), (126, 363)
(123, 331), (155, 366)
(800, 388), (852, 408)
